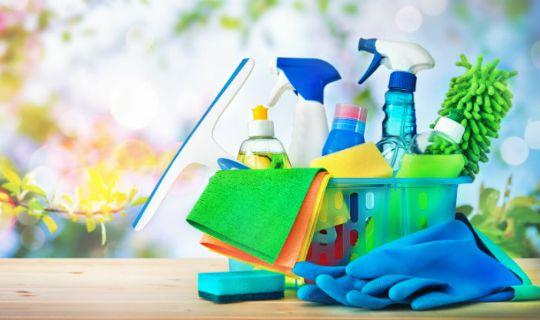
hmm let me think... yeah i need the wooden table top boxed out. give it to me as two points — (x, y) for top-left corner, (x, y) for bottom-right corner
(0, 258), (539, 319)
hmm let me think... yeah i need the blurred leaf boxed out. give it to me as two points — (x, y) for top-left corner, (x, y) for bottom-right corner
(86, 218), (96, 233)
(453, 2), (470, 21)
(507, 196), (539, 209)
(247, 0), (278, 20)
(499, 240), (528, 258)
(131, 196), (149, 207)
(38, 10), (52, 30)
(0, 167), (21, 186)
(27, 198), (44, 217)
(219, 15), (242, 29)
(17, 103), (59, 143)
(479, 187), (500, 215)
(325, 19), (347, 44)
(456, 204), (474, 216)
(62, 31), (72, 43)
(470, 213), (487, 226)
(0, 72), (23, 101)
(503, 0), (531, 20)
(22, 175), (47, 197)
(42, 215), (57, 234)
(0, 192), (9, 202)
(174, 0), (224, 34)
(317, 0), (330, 13)
(2, 182), (20, 195)
(23, 184), (47, 197)
(342, 3), (358, 15)
(293, 0), (305, 11)
(127, 188), (137, 202)
(476, 225), (505, 242)
(507, 207), (540, 224)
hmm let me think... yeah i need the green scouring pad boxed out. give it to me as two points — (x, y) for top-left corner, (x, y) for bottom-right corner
(431, 54), (517, 178)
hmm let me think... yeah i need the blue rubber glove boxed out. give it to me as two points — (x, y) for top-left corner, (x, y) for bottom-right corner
(295, 215), (534, 310)
(293, 262), (397, 309)
(293, 263), (348, 304)
(345, 218), (521, 310)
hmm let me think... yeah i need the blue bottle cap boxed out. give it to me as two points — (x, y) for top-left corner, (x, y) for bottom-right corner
(389, 71), (417, 92)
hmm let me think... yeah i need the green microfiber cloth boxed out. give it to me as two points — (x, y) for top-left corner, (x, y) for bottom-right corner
(186, 168), (320, 264)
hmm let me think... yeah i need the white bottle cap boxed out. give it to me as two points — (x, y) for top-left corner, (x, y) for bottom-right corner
(249, 120), (274, 137)
(434, 116), (465, 143)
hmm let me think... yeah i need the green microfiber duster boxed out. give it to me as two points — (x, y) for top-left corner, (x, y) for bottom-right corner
(431, 54), (517, 178)
(186, 168), (320, 264)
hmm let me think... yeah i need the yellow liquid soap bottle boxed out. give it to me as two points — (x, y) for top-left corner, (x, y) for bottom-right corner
(237, 105), (291, 169)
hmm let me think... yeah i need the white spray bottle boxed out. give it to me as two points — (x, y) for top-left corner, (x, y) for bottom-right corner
(267, 58), (341, 167)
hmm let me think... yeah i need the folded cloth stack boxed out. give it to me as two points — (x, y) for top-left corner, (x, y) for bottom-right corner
(187, 168), (329, 274)
(294, 213), (540, 310)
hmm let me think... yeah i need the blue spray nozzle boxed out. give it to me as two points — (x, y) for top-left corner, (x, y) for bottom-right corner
(358, 38), (377, 53)
(358, 38), (383, 84)
(274, 58), (341, 104)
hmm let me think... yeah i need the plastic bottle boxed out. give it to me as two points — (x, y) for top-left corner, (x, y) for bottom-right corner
(236, 105), (291, 169)
(322, 104), (368, 155)
(410, 111), (465, 155)
(357, 38), (435, 171)
(267, 58), (341, 167)
(378, 72), (418, 169)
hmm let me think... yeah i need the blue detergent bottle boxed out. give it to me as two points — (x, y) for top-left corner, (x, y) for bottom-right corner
(357, 38), (435, 171)
(322, 104), (368, 155)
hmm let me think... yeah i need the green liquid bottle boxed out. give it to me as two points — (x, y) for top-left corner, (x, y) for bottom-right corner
(236, 105), (291, 169)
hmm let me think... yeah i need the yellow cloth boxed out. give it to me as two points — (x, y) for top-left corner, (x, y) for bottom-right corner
(310, 143), (393, 178)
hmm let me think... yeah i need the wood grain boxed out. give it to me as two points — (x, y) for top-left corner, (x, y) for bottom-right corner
(0, 258), (539, 319)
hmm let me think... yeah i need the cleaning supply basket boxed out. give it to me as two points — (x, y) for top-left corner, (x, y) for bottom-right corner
(307, 176), (472, 266)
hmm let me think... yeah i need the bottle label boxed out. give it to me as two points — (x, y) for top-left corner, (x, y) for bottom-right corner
(332, 118), (366, 134)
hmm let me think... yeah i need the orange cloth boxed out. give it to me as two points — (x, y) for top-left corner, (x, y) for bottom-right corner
(201, 171), (329, 275)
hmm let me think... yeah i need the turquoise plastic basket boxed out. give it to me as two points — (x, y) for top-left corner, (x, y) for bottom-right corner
(307, 176), (472, 265)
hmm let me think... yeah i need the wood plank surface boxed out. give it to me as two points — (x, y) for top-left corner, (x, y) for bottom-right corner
(0, 258), (539, 319)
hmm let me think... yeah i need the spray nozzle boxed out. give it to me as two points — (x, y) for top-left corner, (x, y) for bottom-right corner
(252, 105), (268, 120)
(357, 38), (435, 85)
(268, 57), (341, 107)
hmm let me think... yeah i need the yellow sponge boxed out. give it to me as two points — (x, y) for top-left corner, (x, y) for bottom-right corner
(310, 143), (393, 178)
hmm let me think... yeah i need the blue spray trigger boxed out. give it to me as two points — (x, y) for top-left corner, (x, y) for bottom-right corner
(358, 38), (377, 53)
(276, 58), (341, 103)
(358, 38), (383, 84)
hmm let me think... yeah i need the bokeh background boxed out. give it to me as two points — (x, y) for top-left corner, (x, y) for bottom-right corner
(0, 0), (539, 258)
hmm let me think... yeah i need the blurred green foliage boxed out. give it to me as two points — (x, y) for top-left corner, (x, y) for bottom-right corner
(458, 177), (540, 258)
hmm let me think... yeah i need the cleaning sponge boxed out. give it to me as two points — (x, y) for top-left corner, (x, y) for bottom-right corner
(198, 270), (285, 303)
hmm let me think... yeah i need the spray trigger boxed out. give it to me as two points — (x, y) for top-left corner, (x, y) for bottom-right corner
(268, 72), (294, 107)
(358, 38), (383, 84)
